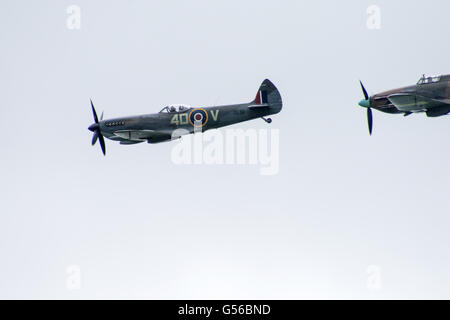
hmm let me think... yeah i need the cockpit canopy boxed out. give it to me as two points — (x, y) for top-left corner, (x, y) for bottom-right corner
(417, 74), (441, 85)
(159, 104), (192, 113)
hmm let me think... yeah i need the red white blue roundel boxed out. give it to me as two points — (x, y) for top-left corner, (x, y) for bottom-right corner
(189, 108), (209, 127)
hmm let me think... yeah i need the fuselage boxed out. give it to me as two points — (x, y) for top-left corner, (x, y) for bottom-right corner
(88, 79), (282, 152)
(99, 102), (281, 144)
(369, 74), (450, 114)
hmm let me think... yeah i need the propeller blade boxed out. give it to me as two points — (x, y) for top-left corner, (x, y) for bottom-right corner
(360, 81), (369, 100)
(91, 99), (99, 123)
(99, 133), (106, 156)
(89, 100), (106, 155)
(367, 108), (373, 135)
(92, 131), (99, 145)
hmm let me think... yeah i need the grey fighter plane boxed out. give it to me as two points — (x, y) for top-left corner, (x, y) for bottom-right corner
(358, 74), (450, 135)
(88, 79), (282, 155)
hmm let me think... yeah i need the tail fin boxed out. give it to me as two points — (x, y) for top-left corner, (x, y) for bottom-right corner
(250, 79), (283, 113)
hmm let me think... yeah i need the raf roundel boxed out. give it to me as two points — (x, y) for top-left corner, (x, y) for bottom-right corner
(189, 108), (209, 127)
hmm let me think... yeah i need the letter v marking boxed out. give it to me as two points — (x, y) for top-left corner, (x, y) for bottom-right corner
(210, 110), (219, 121)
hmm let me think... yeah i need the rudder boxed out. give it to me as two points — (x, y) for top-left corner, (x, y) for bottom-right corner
(251, 79), (283, 113)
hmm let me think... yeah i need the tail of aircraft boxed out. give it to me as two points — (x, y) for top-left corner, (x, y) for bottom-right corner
(250, 79), (283, 114)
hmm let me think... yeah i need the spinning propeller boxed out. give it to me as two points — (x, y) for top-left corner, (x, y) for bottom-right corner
(358, 81), (373, 135)
(88, 99), (106, 155)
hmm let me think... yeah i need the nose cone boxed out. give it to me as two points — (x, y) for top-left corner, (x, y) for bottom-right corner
(88, 123), (99, 132)
(359, 99), (371, 108)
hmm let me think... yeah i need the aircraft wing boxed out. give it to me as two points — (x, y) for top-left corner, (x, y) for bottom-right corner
(113, 130), (171, 142)
(387, 94), (450, 112)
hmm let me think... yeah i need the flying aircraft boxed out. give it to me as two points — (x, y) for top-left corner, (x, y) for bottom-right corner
(358, 74), (450, 135)
(88, 79), (282, 155)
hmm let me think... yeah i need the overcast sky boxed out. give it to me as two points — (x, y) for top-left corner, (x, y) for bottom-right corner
(1, 0), (450, 299)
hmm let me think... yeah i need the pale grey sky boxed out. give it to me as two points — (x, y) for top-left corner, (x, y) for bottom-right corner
(1, 0), (450, 299)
